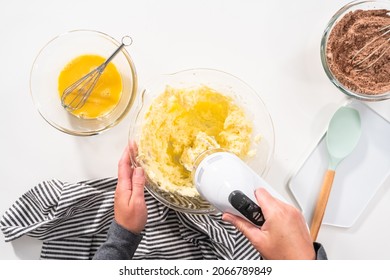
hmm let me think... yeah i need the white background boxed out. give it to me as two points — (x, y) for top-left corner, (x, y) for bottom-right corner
(0, 0), (389, 260)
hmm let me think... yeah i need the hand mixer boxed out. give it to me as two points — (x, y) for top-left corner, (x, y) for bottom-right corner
(61, 36), (133, 112)
(193, 149), (286, 226)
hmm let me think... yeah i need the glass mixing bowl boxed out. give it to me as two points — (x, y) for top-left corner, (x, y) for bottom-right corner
(128, 68), (275, 214)
(320, 0), (390, 101)
(30, 30), (138, 136)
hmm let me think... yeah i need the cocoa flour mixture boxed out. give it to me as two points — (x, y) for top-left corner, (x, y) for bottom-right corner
(326, 9), (390, 95)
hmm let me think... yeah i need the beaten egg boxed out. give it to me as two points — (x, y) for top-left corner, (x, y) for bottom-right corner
(58, 54), (122, 118)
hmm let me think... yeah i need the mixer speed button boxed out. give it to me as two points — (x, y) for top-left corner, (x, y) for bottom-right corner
(228, 190), (265, 227)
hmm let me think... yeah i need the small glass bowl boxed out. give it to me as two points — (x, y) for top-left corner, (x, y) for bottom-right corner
(128, 68), (275, 214)
(320, 0), (390, 101)
(30, 30), (138, 136)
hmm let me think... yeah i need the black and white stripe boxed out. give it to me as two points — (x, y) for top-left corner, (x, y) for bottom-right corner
(1, 178), (260, 260)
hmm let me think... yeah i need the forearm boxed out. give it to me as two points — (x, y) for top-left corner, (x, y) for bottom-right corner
(93, 220), (143, 260)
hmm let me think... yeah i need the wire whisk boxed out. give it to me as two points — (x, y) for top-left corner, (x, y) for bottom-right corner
(352, 24), (390, 71)
(61, 36), (133, 112)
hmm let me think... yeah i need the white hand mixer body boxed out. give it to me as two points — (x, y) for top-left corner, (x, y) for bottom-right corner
(193, 151), (286, 226)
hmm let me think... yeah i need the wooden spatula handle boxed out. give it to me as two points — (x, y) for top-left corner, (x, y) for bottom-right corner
(310, 169), (336, 241)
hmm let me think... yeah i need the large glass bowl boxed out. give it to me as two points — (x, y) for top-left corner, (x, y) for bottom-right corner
(128, 68), (275, 214)
(30, 30), (138, 136)
(320, 0), (390, 101)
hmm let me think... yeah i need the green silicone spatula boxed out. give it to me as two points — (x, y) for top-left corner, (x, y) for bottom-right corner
(310, 106), (361, 241)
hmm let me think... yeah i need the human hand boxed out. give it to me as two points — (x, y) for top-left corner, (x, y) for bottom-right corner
(114, 142), (147, 234)
(222, 188), (315, 260)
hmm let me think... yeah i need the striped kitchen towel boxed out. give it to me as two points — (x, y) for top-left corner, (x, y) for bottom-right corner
(0, 177), (260, 260)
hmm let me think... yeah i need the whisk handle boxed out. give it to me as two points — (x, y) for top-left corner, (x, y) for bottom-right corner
(103, 36), (133, 66)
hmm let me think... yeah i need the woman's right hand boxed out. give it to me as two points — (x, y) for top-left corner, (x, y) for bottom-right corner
(222, 188), (315, 260)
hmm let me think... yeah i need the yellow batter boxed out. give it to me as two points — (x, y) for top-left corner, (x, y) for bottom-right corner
(139, 86), (254, 197)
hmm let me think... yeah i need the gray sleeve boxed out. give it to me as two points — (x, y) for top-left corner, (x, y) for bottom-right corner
(314, 242), (328, 260)
(93, 220), (143, 260)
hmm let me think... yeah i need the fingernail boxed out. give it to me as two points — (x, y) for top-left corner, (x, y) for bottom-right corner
(134, 167), (144, 176)
(222, 213), (232, 222)
(129, 140), (135, 149)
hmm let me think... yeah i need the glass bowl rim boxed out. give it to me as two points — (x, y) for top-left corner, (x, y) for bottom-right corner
(320, 0), (390, 102)
(129, 67), (276, 214)
(29, 29), (138, 136)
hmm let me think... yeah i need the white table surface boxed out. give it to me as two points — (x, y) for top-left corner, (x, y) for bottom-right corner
(1, 0), (389, 260)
